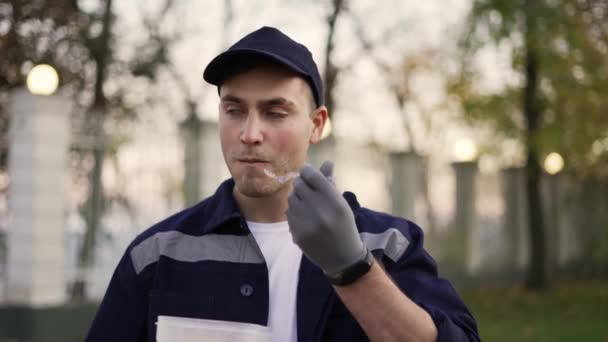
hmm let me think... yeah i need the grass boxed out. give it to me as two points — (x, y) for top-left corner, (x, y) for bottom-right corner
(461, 280), (608, 341)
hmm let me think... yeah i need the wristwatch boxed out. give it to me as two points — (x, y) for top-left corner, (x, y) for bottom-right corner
(325, 248), (375, 286)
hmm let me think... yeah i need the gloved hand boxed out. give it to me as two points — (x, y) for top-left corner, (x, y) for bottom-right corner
(286, 160), (367, 275)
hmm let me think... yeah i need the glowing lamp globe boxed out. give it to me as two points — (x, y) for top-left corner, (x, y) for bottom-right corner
(453, 138), (478, 162)
(26, 64), (59, 95)
(544, 152), (564, 175)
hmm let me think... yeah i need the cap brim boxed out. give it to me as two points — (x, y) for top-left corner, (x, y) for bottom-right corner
(203, 48), (308, 85)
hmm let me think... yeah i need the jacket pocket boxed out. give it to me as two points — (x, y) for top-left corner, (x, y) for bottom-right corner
(148, 268), (269, 325)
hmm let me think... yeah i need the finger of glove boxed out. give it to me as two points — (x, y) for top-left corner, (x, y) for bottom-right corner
(299, 164), (332, 194)
(320, 160), (335, 184)
(292, 176), (317, 203)
(287, 191), (306, 218)
(286, 194), (314, 239)
(289, 178), (304, 201)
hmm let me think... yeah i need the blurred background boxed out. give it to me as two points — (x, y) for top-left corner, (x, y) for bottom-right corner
(0, 0), (607, 341)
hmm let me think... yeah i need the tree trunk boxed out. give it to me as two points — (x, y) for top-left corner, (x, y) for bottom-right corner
(73, 140), (105, 300)
(523, 0), (548, 290)
(71, 0), (113, 301)
(322, 0), (344, 116)
(524, 150), (547, 289)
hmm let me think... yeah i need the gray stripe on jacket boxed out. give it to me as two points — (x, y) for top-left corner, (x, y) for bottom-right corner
(130, 227), (410, 274)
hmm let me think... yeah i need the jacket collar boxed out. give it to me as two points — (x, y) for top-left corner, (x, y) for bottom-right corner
(343, 191), (361, 210)
(194, 178), (243, 234)
(196, 179), (362, 235)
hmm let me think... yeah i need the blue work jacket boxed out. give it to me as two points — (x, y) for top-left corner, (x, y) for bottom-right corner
(86, 179), (480, 341)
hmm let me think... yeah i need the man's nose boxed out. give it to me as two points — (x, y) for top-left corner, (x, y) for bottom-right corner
(240, 113), (263, 145)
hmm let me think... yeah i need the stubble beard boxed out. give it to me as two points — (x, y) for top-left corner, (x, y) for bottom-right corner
(234, 172), (284, 198)
(231, 159), (296, 198)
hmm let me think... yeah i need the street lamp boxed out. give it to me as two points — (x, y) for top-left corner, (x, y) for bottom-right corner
(7, 63), (70, 306)
(26, 64), (59, 95)
(543, 151), (565, 271)
(449, 137), (480, 273)
(544, 152), (564, 175)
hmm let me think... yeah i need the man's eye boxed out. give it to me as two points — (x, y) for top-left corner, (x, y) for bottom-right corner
(266, 111), (287, 119)
(226, 108), (243, 116)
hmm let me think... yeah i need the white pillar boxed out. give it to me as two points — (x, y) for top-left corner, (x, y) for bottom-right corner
(555, 175), (583, 268)
(445, 161), (480, 274)
(199, 120), (230, 198)
(501, 167), (529, 272)
(180, 115), (203, 206)
(541, 173), (561, 274)
(389, 151), (422, 220)
(6, 88), (71, 306)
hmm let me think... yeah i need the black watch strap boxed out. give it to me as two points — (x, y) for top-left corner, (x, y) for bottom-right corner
(325, 249), (375, 286)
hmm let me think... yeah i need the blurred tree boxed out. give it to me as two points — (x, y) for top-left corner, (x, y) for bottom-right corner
(176, 0), (233, 206)
(132, 0), (201, 206)
(321, 0), (345, 117)
(451, 0), (608, 290)
(73, 0), (113, 302)
(0, 0), (168, 300)
(133, 0), (236, 206)
(0, 0), (81, 172)
(349, 13), (443, 235)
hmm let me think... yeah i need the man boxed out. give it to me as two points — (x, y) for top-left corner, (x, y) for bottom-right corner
(86, 26), (479, 341)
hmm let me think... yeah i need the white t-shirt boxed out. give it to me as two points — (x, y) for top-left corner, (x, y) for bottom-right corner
(248, 221), (302, 342)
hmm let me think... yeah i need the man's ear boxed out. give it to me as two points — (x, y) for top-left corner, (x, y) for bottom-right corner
(309, 106), (328, 144)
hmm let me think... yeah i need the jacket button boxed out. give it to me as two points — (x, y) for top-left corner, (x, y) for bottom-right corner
(240, 284), (254, 297)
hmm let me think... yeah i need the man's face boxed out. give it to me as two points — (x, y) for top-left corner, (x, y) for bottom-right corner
(218, 65), (326, 198)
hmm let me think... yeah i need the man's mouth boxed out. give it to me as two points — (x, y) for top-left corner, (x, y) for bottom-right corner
(236, 158), (269, 165)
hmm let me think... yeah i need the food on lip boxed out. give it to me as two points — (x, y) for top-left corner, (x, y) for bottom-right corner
(263, 168), (299, 183)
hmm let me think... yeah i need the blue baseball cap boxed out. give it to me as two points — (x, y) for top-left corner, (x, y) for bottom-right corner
(203, 26), (324, 107)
